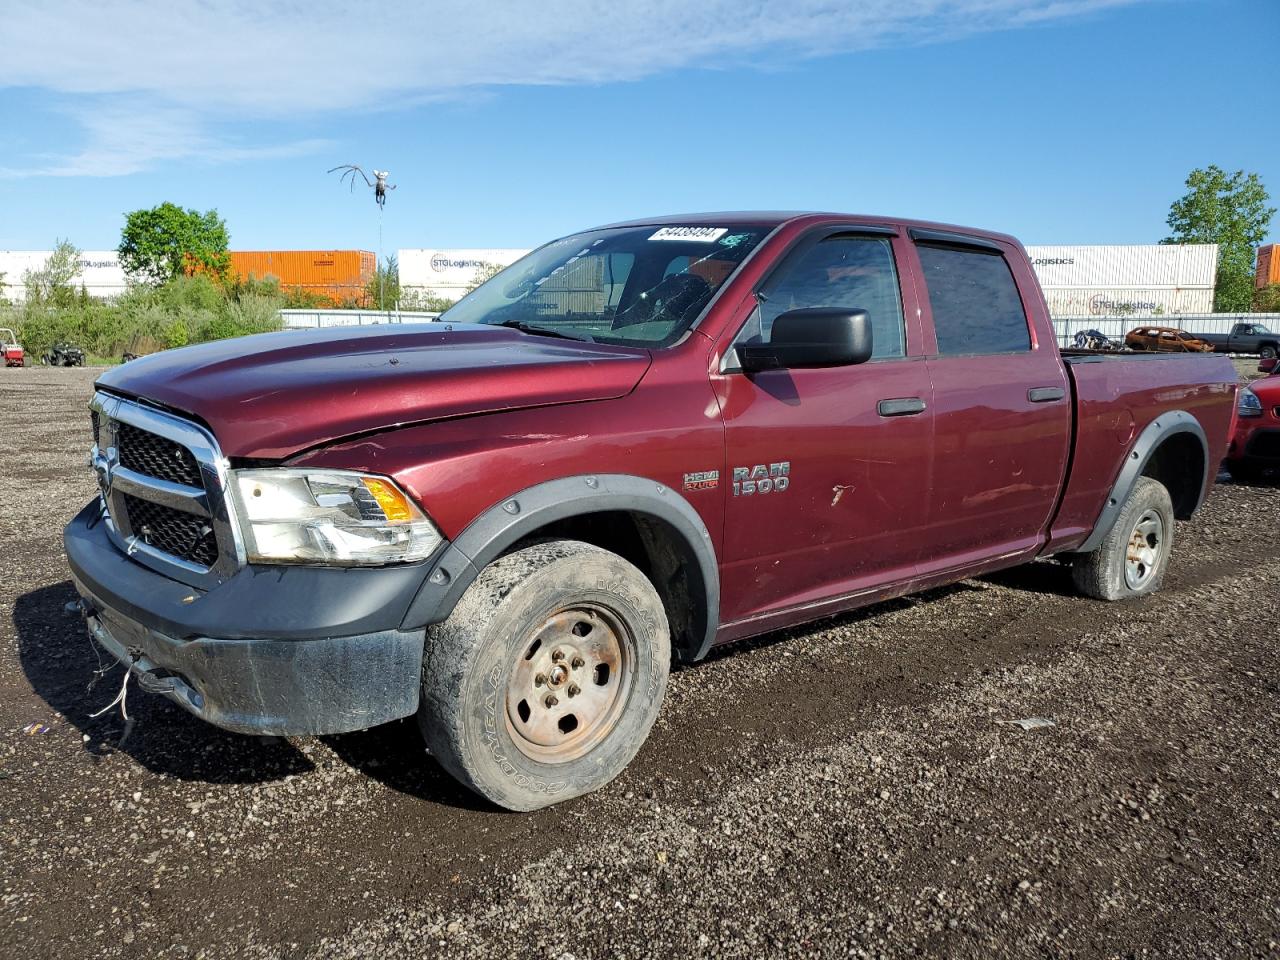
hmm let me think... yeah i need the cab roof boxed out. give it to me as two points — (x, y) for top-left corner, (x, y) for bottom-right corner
(594, 211), (1021, 248)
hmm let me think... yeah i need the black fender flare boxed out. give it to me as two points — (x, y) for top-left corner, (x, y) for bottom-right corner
(401, 474), (721, 661)
(1076, 410), (1209, 554)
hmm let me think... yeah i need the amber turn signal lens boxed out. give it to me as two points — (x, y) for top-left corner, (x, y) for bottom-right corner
(361, 477), (416, 523)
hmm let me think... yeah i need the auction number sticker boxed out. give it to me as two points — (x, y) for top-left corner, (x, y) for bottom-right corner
(649, 227), (728, 243)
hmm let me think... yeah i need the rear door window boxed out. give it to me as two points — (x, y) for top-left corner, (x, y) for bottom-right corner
(917, 244), (1031, 356)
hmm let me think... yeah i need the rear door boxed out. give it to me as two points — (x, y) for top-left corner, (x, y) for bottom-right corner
(907, 231), (1071, 574)
(714, 227), (935, 623)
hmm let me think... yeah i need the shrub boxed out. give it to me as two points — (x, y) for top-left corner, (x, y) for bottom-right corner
(11, 272), (284, 360)
(1254, 283), (1280, 313)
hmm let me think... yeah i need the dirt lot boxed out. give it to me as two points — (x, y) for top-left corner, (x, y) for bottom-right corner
(2, 364), (1278, 960)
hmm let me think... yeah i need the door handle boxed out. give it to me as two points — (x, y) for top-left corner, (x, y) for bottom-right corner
(1027, 386), (1066, 403)
(878, 397), (927, 417)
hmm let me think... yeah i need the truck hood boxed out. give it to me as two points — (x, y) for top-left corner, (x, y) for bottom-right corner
(97, 323), (651, 459)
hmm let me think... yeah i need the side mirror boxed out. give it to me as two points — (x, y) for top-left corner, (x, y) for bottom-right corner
(737, 308), (873, 372)
(1260, 357), (1278, 374)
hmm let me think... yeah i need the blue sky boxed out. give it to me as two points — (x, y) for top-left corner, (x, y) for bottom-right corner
(0, 0), (1276, 254)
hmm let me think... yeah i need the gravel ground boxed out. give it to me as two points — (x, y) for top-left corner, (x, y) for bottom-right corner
(2, 364), (1278, 960)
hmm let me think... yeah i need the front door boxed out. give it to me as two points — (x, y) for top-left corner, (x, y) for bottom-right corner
(715, 230), (934, 625)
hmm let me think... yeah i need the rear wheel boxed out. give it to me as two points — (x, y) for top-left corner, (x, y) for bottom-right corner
(1072, 477), (1174, 601)
(417, 540), (670, 811)
(1261, 344), (1278, 360)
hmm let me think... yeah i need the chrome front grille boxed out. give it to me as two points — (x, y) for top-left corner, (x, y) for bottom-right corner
(122, 493), (221, 568)
(117, 421), (204, 487)
(89, 393), (244, 588)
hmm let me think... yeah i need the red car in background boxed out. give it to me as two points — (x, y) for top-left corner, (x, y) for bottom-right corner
(1227, 368), (1280, 482)
(1, 328), (24, 367)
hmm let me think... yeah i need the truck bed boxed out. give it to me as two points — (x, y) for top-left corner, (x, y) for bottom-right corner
(1048, 350), (1238, 552)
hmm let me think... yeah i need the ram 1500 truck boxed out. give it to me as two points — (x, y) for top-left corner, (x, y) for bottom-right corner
(65, 213), (1239, 810)
(1195, 322), (1280, 359)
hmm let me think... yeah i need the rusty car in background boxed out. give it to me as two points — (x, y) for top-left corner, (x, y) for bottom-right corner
(1124, 326), (1215, 353)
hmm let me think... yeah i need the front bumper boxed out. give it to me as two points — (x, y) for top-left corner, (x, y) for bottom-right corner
(1228, 422), (1280, 467)
(65, 500), (430, 736)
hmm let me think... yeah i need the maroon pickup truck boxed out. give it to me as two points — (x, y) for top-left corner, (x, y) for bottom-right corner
(66, 213), (1239, 810)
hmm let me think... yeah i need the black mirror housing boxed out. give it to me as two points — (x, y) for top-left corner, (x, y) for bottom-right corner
(737, 308), (873, 372)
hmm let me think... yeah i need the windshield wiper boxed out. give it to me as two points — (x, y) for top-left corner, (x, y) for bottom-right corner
(493, 319), (593, 342)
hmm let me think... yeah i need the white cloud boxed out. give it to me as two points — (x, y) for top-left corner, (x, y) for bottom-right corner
(0, 102), (333, 178)
(0, 0), (1139, 176)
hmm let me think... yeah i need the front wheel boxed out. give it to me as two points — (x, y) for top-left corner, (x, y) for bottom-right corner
(417, 540), (670, 811)
(1072, 477), (1174, 601)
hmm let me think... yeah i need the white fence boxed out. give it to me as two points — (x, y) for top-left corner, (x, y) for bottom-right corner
(1052, 314), (1280, 348)
(279, 309), (440, 329)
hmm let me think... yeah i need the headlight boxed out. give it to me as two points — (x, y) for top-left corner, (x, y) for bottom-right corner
(1238, 388), (1263, 418)
(230, 469), (442, 565)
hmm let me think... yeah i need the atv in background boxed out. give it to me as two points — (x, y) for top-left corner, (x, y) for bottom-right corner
(42, 342), (86, 367)
(1, 328), (24, 367)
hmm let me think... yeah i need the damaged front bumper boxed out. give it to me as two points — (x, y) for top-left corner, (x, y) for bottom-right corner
(64, 501), (431, 736)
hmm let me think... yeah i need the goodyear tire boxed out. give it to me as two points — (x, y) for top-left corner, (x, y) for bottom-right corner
(1072, 477), (1174, 601)
(417, 540), (670, 811)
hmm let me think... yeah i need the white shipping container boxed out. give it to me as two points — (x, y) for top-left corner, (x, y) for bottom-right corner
(0, 250), (129, 301)
(1025, 244), (1218, 287)
(1025, 244), (1218, 318)
(399, 248), (530, 302)
(1040, 286), (1215, 319)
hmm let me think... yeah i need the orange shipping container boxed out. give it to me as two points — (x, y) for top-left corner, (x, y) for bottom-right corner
(1258, 244), (1280, 289)
(229, 250), (376, 304)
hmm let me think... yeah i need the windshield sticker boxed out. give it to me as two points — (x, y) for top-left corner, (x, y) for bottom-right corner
(719, 233), (750, 248)
(650, 226), (728, 243)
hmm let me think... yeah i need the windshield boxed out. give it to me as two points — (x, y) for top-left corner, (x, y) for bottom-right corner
(441, 224), (770, 345)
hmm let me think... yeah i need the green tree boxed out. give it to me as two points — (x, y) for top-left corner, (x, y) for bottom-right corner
(23, 239), (82, 309)
(1163, 166), (1274, 313)
(467, 261), (505, 293)
(365, 255), (401, 309)
(118, 202), (231, 285)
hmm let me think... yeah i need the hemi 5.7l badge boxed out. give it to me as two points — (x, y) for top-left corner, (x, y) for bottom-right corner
(732, 461), (790, 496)
(683, 470), (719, 492)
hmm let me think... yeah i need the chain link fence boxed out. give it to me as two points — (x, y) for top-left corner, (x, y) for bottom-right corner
(1052, 313), (1280, 348)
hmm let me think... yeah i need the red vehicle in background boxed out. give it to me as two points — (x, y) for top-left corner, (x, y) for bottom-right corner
(1226, 366), (1280, 482)
(1, 328), (24, 367)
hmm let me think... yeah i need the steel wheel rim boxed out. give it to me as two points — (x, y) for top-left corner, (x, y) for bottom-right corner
(1124, 509), (1163, 590)
(505, 604), (630, 764)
